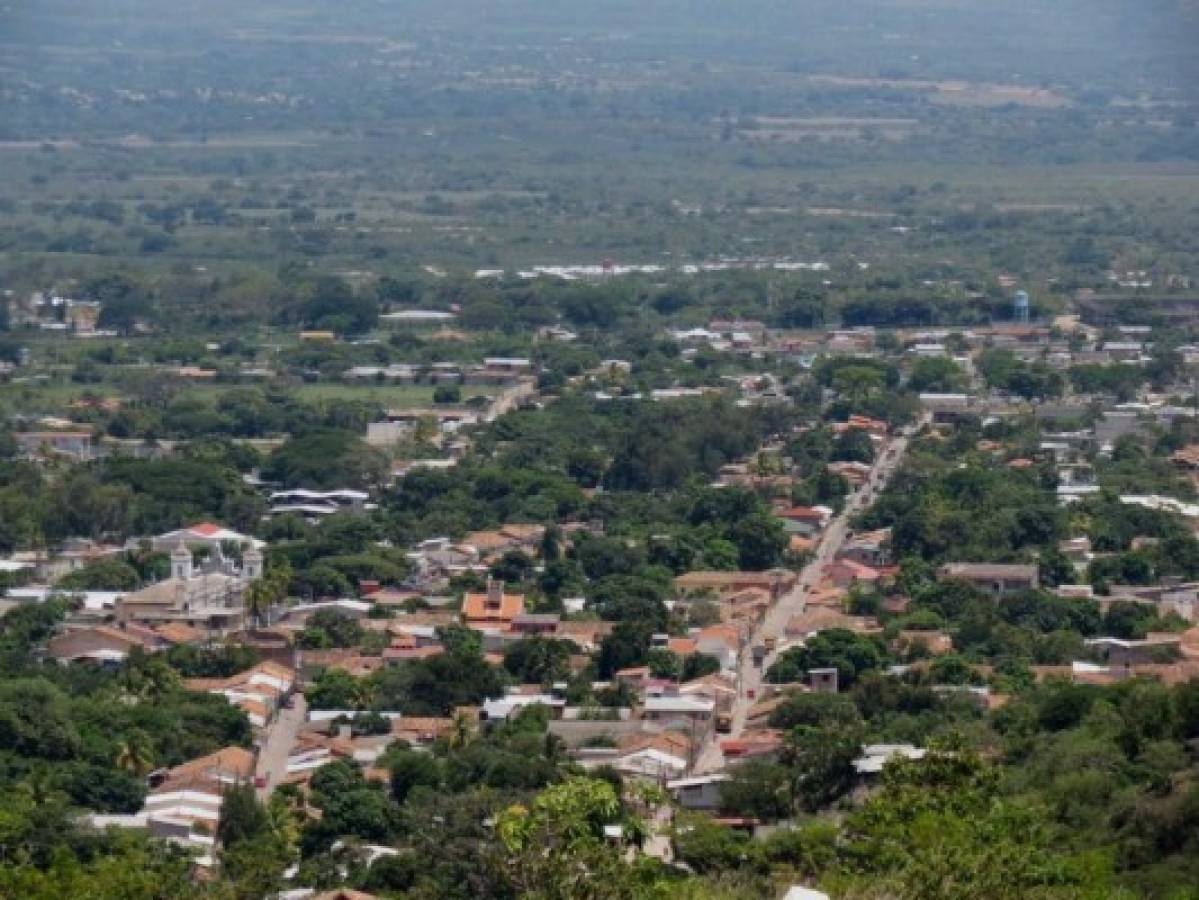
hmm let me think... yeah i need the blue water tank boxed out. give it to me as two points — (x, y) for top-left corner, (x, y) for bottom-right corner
(1014, 290), (1030, 323)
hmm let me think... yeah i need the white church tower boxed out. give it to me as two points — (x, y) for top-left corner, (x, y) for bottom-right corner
(243, 544), (263, 581)
(171, 540), (193, 581)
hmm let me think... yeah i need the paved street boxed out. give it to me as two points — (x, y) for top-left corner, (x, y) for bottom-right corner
(255, 693), (306, 798)
(482, 380), (537, 422)
(642, 804), (675, 863)
(693, 420), (921, 774)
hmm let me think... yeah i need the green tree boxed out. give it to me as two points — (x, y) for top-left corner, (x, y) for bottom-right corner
(222, 832), (288, 899)
(242, 579), (273, 629)
(389, 750), (444, 803)
(597, 620), (654, 678)
(306, 668), (365, 710)
(837, 734), (1117, 899)
(503, 637), (574, 685)
(434, 384), (462, 404)
(299, 609), (364, 649)
(114, 730), (155, 777)
(217, 782), (270, 848)
(768, 691), (862, 731)
(831, 366), (885, 404)
(495, 776), (644, 900)
(785, 724), (863, 812)
(719, 760), (793, 820)
(646, 648), (682, 680)
(766, 629), (886, 688)
(908, 356), (967, 393)
(831, 428), (876, 464)
(264, 429), (386, 490)
(55, 557), (142, 591)
(730, 513), (788, 570)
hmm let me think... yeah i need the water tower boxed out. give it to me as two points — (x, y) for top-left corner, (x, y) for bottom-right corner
(1013, 289), (1031, 323)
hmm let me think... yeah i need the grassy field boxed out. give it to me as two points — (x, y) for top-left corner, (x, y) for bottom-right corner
(0, 0), (1195, 337)
(0, 375), (499, 416)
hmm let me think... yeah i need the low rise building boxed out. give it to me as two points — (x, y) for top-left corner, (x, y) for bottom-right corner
(268, 488), (370, 519)
(1085, 635), (1182, 667)
(641, 694), (715, 731)
(462, 578), (525, 630)
(511, 613), (561, 636)
(150, 522), (263, 556)
(823, 558), (883, 589)
(853, 743), (927, 776)
(674, 570), (796, 599)
(480, 689), (566, 722)
(838, 528), (892, 567)
(15, 431), (95, 461)
(775, 505), (834, 537)
(115, 542), (256, 637)
(183, 661), (295, 728)
(46, 623), (166, 664)
(89, 747), (255, 867)
(693, 624), (742, 671)
(667, 774), (729, 811)
(936, 563), (1039, 598)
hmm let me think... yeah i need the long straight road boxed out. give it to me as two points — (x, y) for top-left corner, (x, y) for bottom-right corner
(255, 693), (306, 798)
(693, 420), (920, 774)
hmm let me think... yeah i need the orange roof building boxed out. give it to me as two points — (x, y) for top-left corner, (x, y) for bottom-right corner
(674, 569), (797, 598)
(462, 578), (525, 628)
(785, 608), (881, 639)
(790, 535), (817, 554)
(159, 746), (255, 789)
(822, 558), (883, 588)
(667, 637), (698, 656)
(391, 717), (454, 745)
(894, 629), (955, 656)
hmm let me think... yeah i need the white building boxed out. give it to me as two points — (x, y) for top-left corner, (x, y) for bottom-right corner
(852, 743), (926, 775)
(88, 746), (255, 867)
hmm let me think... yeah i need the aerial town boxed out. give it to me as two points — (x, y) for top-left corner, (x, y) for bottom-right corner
(3, 1), (1199, 898)
(5, 270), (1199, 898)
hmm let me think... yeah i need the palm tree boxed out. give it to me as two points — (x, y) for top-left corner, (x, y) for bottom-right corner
(266, 560), (292, 602)
(542, 732), (566, 765)
(115, 731), (154, 777)
(539, 526), (561, 562)
(447, 710), (476, 751)
(244, 559), (292, 628)
(266, 792), (302, 860)
(413, 415), (439, 445)
(244, 579), (270, 629)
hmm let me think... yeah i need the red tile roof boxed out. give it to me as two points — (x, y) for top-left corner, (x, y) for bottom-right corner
(667, 638), (698, 656)
(462, 591), (525, 625)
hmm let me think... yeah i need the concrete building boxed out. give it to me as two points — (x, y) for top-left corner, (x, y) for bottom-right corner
(462, 578), (525, 630)
(15, 431), (95, 461)
(838, 528), (892, 567)
(808, 667), (840, 694)
(667, 774), (729, 811)
(936, 563), (1039, 598)
(46, 623), (166, 664)
(89, 747), (255, 867)
(114, 541), (251, 636)
(642, 694), (715, 730)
